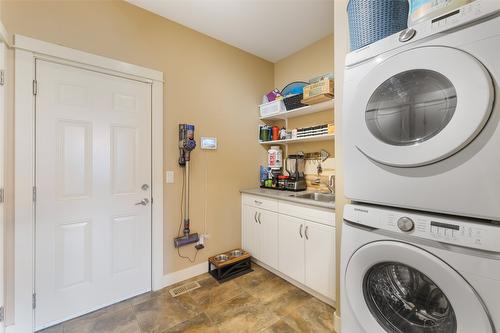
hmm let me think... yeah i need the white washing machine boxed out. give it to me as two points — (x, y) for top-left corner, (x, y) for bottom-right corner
(343, 0), (500, 220)
(341, 203), (500, 333)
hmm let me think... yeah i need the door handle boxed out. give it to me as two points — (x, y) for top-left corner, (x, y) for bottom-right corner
(305, 226), (309, 240)
(135, 198), (150, 206)
(257, 212), (262, 224)
(254, 212), (258, 224)
(299, 224), (303, 238)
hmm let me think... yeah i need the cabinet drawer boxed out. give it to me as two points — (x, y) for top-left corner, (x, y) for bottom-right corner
(242, 194), (278, 211)
(278, 201), (335, 226)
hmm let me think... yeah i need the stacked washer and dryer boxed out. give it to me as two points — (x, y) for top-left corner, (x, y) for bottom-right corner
(341, 1), (500, 332)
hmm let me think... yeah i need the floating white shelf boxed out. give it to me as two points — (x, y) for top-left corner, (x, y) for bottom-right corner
(260, 100), (334, 120)
(259, 133), (334, 145)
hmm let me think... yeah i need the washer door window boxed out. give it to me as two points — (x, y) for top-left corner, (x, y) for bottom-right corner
(353, 47), (493, 167)
(364, 262), (456, 333)
(345, 241), (493, 333)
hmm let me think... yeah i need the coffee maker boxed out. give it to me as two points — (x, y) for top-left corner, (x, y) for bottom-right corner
(285, 153), (307, 191)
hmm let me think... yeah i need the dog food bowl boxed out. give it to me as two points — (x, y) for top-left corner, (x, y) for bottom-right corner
(230, 250), (244, 257)
(214, 254), (229, 262)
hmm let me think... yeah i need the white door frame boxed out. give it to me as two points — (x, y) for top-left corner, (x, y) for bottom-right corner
(0, 41), (6, 333)
(13, 35), (164, 333)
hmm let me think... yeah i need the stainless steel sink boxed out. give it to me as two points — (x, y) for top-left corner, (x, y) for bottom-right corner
(292, 192), (334, 203)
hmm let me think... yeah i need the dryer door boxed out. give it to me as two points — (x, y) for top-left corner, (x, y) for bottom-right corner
(345, 241), (493, 333)
(353, 46), (493, 167)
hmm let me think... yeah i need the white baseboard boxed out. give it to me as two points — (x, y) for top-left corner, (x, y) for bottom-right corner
(156, 262), (208, 291)
(334, 310), (341, 332)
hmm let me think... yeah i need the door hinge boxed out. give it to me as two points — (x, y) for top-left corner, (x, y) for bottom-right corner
(32, 293), (36, 309)
(0, 70), (5, 86)
(32, 186), (37, 202)
(0, 306), (4, 322)
(33, 80), (38, 95)
(0, 188), (4, 204)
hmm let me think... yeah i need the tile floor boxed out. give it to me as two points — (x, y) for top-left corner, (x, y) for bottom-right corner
(38, 264), (335, 333)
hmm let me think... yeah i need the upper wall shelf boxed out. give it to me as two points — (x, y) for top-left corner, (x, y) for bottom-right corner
(259, 133), (334, 145)
(260, 100), (334, 120)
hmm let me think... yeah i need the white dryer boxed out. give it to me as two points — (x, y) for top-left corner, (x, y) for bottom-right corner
(343, 0), (500, 220)
(341, 203), (500, 333)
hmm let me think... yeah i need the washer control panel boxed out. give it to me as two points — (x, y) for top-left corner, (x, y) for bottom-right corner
(397, 217), (415, 232)
(344, 204), (500, 252)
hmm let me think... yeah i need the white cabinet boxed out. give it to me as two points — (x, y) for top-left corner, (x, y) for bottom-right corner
(278, 214), (305, 283)
(304, 221), (335, 299)
(241, 193), (336, 303)
(258, 209), (279, 269)
(278, 214), (335, 300)
(242, 203), (278, 270)
(242, 204), (258, 257)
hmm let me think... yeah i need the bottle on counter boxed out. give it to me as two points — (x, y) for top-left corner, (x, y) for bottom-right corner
(268, 146), (283, 170)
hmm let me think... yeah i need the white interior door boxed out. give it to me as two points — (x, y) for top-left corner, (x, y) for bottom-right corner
(35, 59), (152, 330)
(0, 41), (5, 333)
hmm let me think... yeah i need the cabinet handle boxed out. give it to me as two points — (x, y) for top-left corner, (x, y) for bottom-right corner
(305, 226), (309, 240)
(254, 200), (263, 205)
(254, 212), (258, 224)
(258, 212), (262, 224)
(299, 224), (303, 238)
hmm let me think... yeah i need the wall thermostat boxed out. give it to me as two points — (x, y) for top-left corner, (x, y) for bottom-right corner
(201, 137), (217, 150)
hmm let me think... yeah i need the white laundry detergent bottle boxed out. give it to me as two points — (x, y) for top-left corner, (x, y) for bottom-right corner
(267, 146), (283, 170)
(408, 0), (473, 26)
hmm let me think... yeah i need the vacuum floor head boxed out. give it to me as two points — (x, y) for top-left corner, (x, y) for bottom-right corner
(174, 233), (199, 248)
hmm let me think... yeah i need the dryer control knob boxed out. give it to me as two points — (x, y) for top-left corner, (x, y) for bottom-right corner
(397, 217), (415, 232)
(399, 28), (416, 42)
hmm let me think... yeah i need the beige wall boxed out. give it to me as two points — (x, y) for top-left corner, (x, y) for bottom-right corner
(334, 0), (349, 329)
(274, 35), (334, 90)
(2, 0), (273, 321)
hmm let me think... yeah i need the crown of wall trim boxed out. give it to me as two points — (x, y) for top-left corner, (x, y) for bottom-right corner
(0, 20), (10, 46)
(14, 34), (164, 82)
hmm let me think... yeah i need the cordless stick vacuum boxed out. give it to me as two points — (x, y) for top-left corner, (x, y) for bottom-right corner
(174, 124), (200, 248)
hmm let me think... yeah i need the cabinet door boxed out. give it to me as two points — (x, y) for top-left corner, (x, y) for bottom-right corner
(304, 222), (335, 300)
(257, 209), (278, 270)
(278, 214), (305, 284)
(242, 204), (259, 258)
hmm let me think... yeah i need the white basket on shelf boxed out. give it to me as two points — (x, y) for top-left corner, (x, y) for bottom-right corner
(259, 100), (286, 118)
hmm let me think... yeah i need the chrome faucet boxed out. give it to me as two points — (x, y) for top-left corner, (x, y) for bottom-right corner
(326, 175), (335, 195)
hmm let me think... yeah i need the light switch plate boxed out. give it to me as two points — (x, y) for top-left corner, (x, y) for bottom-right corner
(166, 171), (174, 183)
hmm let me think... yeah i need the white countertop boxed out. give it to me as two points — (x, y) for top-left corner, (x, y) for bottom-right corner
(240, 188), (335, 210)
